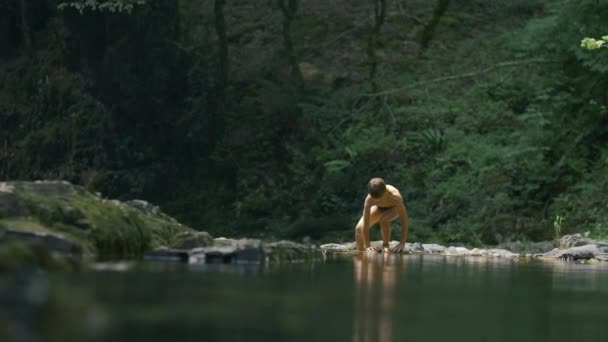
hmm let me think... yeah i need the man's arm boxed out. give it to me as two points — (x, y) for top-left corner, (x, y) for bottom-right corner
(362, 198), (372, 248)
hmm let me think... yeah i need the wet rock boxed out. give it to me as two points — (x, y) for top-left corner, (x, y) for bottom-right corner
(467, 248), (488, 256)
(369, 241), (389, 250)
(212, 238), (323, 263)
(320, 243), (350, 251)
(143, 248), (190, 262)
(538, 244), (608, 261)
(174, 231), (213, 249)
(367, 240), (419, 253)
(487, 249), (519, 258)
(400, 243), (417, 254)
(445, 246), (469, 256)
(184, 238), (265, 263)
(191, 244), (263, 264)
(596, 254), (608, 262)
(190, 246), (238, 263)
(93, 262), (134, 272)
(535, 248), (560, 259)
(558, 234), (608, 249)
(411, 242), (424, 252)
(422, 244), (446, 254)
(0, 226), (81, 255)
(0, 182), (15, 193)
(214, 237), (262, 250)
(343, 242), (358, 250)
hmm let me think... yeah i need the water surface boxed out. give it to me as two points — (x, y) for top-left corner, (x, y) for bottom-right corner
(2, 254), (608, 342)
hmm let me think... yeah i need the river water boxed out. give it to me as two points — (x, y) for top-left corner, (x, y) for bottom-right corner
(2, 253), (608, 342)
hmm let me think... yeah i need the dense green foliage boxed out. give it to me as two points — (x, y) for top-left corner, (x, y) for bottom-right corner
(1, 0), (607, 245)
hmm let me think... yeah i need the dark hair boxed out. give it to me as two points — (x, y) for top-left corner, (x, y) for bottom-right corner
(368, 178), (386, 198)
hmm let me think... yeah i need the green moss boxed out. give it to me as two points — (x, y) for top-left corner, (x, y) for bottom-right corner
(0, 217), (52, 232)
(2, 182), (194, 259)
(0, 217), (94, 254)
(0, 241), (78, 272)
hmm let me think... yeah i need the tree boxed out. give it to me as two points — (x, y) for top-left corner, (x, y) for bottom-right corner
(367, 0), (387, 92)
(214, 0), (229, 109)
(278, 0), (303, 84)
(419, 0), (450, 53)
(18, 0), (32, 48)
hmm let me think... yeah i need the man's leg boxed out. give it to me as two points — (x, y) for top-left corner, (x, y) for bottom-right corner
(379, 208), (399, 250)
(355, 206), (381, 251)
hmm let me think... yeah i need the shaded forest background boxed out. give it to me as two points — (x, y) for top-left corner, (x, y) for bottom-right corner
(1, 0), (608, 245)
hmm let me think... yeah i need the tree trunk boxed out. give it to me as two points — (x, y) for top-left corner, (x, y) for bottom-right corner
(18, 0), (32, 48)
(419, 0), (450, 53)
(367, 0), (386, 92)
(207, 0), (229, 147)
(278, 0), (303, 85)
(215, 0), (229, 106)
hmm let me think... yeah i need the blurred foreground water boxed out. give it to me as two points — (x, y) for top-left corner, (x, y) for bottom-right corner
(2, 254), (608, 342)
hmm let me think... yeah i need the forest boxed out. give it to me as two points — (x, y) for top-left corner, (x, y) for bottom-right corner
(1, 0), (608, 246)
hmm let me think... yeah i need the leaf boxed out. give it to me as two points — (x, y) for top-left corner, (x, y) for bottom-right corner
(323, 160), (351, 173)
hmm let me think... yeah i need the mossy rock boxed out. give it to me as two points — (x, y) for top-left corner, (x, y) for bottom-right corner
(0, 181), (196, 259)
(173, 231), (214, 249)
(0, 241), (79, 272)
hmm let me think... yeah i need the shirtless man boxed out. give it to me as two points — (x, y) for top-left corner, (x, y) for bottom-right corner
(355, 178), (409, 253)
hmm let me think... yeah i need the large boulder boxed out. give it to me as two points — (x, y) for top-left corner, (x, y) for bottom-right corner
(486, 249), (519, 258)
(422, 244), (447, 254)
(558, 234), (608, 249)
(173, 231), (213, 249)
(0, 226), (81, 254)
(0, 181), (195, 260)
(319, 243), (351, 251)
(538, 244), (608, 261)
(445, 246), (470, 256)
(467, 248), (488, 256)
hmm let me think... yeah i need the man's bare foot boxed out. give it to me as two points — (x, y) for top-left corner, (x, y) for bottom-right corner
(365, 246), (378, 252)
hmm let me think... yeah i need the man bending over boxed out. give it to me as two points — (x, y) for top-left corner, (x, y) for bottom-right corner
(355, 178), (409, 253)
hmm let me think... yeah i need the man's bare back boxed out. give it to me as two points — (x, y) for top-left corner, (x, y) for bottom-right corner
(355, 178), (409, 253)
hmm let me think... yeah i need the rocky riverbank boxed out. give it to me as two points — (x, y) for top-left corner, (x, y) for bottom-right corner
(320, 234), (608, 262)
(0, 181), (321, 271)
(2, 181), (607, 271)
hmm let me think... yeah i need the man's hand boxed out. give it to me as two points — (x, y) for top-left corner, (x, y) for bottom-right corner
(389, 242), (407, 253)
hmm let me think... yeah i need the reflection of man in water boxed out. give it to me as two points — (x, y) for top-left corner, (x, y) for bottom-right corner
(353, 253), (397, 342)
(355, 178), (409, 253)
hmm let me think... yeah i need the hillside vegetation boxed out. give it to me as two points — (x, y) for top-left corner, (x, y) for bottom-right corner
(1, 0), (607, 245)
